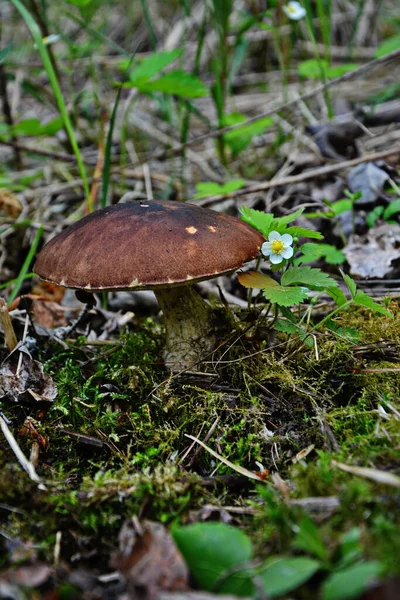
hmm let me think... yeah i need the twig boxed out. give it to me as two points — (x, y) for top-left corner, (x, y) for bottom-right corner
(0, 297), (18, 351)
(151, 48), (400, 159)
(195, 146), (400, 206)
(0, 414), (44, 486)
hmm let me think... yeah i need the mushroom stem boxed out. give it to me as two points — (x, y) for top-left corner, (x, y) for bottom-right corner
(154, 286), (217, 371)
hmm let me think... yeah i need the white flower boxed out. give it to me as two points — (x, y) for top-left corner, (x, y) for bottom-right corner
(34, 34), (61, 49)
(262, 231), (294, 264)
(283, 1), (306, 21)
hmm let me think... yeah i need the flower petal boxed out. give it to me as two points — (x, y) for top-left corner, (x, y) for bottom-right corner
(268, 231), (280, 242)
(270, 253), (283, 264)
(261, 242), (272, 256)
(281, 246), (294, 259)
(280, 233), (293, 246)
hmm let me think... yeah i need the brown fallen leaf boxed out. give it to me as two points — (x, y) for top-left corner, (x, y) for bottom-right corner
(0, 352), (57, 404)
(32, 299), (68, 328)
(113, 519), (189, 600)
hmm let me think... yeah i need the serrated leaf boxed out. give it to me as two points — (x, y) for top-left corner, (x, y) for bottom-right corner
(326, 286), (348, 307)
(285, 226), (324, 239)
(240, 207), (274, 235)
(137, 70), (208, 98)
(281, 266), (338, 289)
(272, 207), (304, 227)
(258, 556), (321, 597)
(262, 286), (309, 307)
(295, 243), (345, 266)
(341, 272), (357, 299)
(194, 179), (245, 199)
(274, 319), (300, 334)
(354, 291), (392, 317)
(237, 271), (278, 289)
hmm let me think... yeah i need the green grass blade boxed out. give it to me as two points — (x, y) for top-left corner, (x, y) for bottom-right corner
(10, 0), (91, 208)
(8, 226), (44, 305)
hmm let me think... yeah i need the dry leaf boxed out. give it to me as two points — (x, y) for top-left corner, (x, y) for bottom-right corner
(343, 224), (400, 278)
(0, 352), (57, 404)
(113, 519), (189, 600)
(237, 271), (278, 289)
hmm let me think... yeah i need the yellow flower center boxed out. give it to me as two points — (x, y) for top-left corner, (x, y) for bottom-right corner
(271, 240), (284, 254)
(288, 6), (296, 12)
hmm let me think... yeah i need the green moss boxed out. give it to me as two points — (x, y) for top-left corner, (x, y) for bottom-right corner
(1, 306), (399, 578)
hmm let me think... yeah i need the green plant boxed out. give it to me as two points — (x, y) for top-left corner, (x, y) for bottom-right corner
(238, 207), (392, 332)
(173, 520), (384, 599)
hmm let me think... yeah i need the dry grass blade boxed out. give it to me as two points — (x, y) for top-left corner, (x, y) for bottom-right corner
(184, 434), (265, 482)
(332, 460), (400, 488)
(0, 414), (44, 486)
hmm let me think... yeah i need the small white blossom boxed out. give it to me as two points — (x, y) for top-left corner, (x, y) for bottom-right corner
(283, 1), (306, 21)
(34, 34), (61, 49)
(262, 231), (294, 264)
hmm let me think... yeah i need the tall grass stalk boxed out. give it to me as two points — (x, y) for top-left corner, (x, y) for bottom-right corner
(10, 0), (91, 208)
(8, 226), (43, 305)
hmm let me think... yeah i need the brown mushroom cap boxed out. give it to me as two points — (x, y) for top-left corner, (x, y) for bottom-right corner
(34, 200), (265, 291)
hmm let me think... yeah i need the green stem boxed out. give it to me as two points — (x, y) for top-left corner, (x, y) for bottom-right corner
(10, 0), (91, 207)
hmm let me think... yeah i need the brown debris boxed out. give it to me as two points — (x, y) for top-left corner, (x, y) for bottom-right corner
(113, 519), (189, 600)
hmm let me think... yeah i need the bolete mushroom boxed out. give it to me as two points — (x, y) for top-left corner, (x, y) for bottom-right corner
(34, 200), (264, 369)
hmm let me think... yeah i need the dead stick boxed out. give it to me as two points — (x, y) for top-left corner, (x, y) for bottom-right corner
(195, 146), (400, 206)
(0, 297), (18, 351)
(150, 48), (400, 159)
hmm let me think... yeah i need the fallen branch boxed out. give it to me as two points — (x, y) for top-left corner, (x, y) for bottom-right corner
(195, 146), (400, 206)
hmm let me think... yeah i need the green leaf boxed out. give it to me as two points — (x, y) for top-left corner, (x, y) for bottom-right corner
(273, 207), (304, 227)
(194, 179), (245, 199)
(295, 243), (345, 266)
(321, 561), (383, 600)
(293, 517), (328, 562)
(341, 272), (357, 299)
(262, 286), (309, 307)
(0, 43), (12, 64)
(172, 523), (254, 596)
(337, 528), (362, 568)
(137, 70), (208, 98)
(285, 226), (324, 239)
(325, 63), (359, 78)
(329, 199), (353, 215)
(354, 290), (392, 317)
(375, 33), (400, 58)
(366, 205), (384, 228)
(281, 266), (337, 289)
(126, 49), (181, 85)
(65, 0), (92, 5)
(223, 112), (273, 156)
(240, 207), (274, 236)
(383, 198), (400, 220)
(258, 556), (321, 597)
(298, 58), (328, 80)
(326, 286), (348, 307)
(274, 319), (301, 334)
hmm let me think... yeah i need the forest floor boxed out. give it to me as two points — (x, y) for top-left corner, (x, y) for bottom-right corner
(0, 2), (400, 599)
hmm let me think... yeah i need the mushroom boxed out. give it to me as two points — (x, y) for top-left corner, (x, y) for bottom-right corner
(34, 200), (264, 370)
